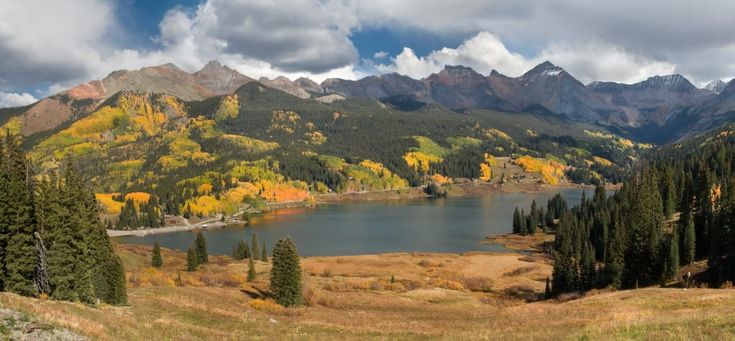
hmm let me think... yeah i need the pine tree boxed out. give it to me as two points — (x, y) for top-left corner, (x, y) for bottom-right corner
(527, 209), (537, 235)
(232, 240), (249, 260)
(605, 222), (625, 289)
(681, 213), (696, 265)
(512, 207), (521, 234)
(44, 175), (78, 301)
(106, 255), (128, 305)
(63, 168), (96, 304)
(544, 277), (552, 299)
(270, 238), (303, 307)
(581, 242), (597, 289)
(623, 170), (664, 287)
(661, 169), (676, 219)
(151, 242), (163, 268)
(195, 232), (208, 264)
(539, 206), (547, 232)
(251, 234), (260, 261)
(76, 167), (127, 305)
(244, 241), (251, 259)
(3, 136), (38, 296)
(664, 230), (679, 281)
(186, 247), (198, 272)
(0, 138), (9, 291)
(261, 242), (268, 262)
(247, 257), (256, 282)
(519, 209), (527, 236)
(544, 207), (554, 229)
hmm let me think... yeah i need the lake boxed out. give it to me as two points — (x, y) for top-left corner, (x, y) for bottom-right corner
(116, 188), (590, 257)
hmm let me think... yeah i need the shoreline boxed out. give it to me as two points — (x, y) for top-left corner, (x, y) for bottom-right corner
(108, 180), (610, 238)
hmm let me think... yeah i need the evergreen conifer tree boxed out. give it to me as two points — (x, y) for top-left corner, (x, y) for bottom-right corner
(195, 232), (208, 264)
(251, 234), (260, 261)
(661, 169), (676, 219)
(605, 222), (625, 289)
(527, 210), (537, 235)
(106, 255), (128, 305)
(270, 238), (303, 307)
(623, 170), (664, 287)
(3, 136), (38, 296)
(664, 230), (679, 281)
(0, 138), (9, 291)
(247, 257), (256, 282)
(261, 242), (267, 262)
(232, 240), (249, 260)
(512, 207), (521, 234)
(62, 168), (96, 304)
(152, 242), (163, 268)
(519, 209), (527, 236)
(186, 247), (198, 272)
(681, 213), (696, 265)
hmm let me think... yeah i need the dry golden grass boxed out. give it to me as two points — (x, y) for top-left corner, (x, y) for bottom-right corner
(0, 244), (733, 340)
(485, 232), (554, 253)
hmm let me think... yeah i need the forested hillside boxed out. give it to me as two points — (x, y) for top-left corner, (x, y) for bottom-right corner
(2, 82), (650, 228)
(513, 125), (735, 293)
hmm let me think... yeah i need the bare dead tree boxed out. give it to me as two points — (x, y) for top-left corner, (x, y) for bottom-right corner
(33, 232), (50, 295)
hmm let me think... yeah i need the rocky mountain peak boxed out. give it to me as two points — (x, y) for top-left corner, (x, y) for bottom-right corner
(705, 79), (727, 94)
(638, 74), (694, 92)
(521, 61), (566, 79)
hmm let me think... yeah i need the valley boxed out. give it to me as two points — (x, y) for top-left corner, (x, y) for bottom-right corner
(0, 60), (734, 340)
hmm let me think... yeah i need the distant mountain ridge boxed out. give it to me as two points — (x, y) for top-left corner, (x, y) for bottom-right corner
(2, 60), (735, 144)
(320, 63), (735, 143)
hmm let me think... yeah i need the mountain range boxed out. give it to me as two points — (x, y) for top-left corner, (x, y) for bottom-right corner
(2, 60), (732, 144)
(0, 59), (672, 218)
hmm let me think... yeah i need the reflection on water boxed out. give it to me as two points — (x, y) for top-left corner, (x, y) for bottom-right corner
(117, 188), (590, 257)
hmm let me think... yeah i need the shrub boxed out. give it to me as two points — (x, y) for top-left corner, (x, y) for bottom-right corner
(462, 277), (493, 292)
(249, 299), (286, 315)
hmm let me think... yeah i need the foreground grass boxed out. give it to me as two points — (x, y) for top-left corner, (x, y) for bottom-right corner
(0, 245), (733, 340)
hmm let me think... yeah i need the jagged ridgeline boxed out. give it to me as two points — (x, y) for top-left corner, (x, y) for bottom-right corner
(515, 126), (735, 293)
(4, 81), (649, 227)
(0, 136), (127, 304)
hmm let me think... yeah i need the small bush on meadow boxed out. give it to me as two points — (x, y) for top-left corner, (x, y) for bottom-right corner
(462, 277), (493, 292)
(249, 299), (286, 314)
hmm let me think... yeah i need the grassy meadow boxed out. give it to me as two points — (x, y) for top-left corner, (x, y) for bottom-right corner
(0, 244), (732, 340)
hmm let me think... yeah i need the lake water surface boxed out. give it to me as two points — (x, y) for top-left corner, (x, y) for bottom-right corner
(116, 188), (589, 257)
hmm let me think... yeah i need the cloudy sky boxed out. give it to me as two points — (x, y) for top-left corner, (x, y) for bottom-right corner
(1, 0), (734, 107)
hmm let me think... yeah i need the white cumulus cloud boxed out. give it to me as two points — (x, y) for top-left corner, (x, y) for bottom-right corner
(1, 0), (735, 95)
(0, 92), (37, 108)
(376, 32), (676, 84)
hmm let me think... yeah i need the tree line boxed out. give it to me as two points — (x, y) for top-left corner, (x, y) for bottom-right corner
(114, 194), (164, 230)
(514, 130), (735, 295)
(512, 194), (568, 236)
(0, 135), (127, 304)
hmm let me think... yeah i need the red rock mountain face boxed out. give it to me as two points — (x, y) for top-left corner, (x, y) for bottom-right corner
(7, 61), (320, 136)
(63, 60), (318, 103)
(65, 61), (250, 102)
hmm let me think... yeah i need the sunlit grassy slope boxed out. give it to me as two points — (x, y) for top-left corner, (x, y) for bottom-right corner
(0, 244), (732, 340)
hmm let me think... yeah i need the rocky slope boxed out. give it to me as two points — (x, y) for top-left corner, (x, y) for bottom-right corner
(321, 62), (734, 143)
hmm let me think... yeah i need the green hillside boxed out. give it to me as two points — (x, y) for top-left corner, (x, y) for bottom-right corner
(3, 83), (650, 226)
